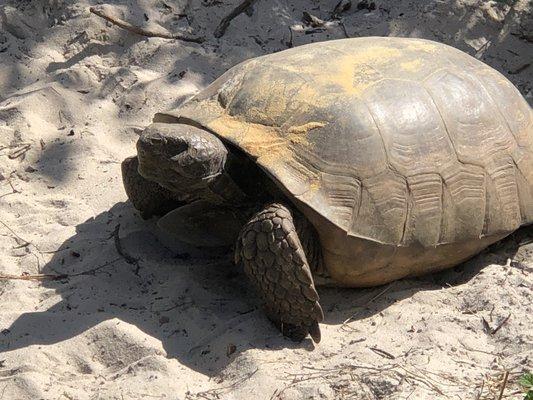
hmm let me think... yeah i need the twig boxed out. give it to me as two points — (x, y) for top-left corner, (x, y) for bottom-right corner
(341, 283), (393, 328)
(475, 379), (485, 400)
(112, 224), (137, 264)
(32, 252), (41, 274)
(301, 363), (395, 374)
(0, 142), (31, 152)
(491, 314), (511, 335)
(396, 365), (445, 395)
(214, 0), (258, 38)
(71, 257), (122, 277)
(508, 62), (530, 74)
(369, 346), (395, 359)
(0, 219), (47, 274)
(112, 224), (140, 274)
(0, 220), (31, 247)
(302, 11), (325, 28)
(482, 317), (492, 334)
(89, 6), (204, 43)
(332, 0), (352, 18)
(6, 178), (19, 194)
(283, 362), (458, 397)
(497, 371), (509, 400)
(0, 176), (20, 198)
(188, 309), (258, 354)
(186, 368), (258, 399)
(287, 26), (293, 48)
(0, 258), (121, 281)
(482, 313), (511, 335)
(0, 384), (8, 400)
(0, 273), (67, 281)
(7, 144), (31, 160)
(459, 340), (497, 355)
(339, 20), (350, 38)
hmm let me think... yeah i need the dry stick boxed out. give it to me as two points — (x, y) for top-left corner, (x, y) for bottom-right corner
(288, 363), (451, 397)
(302, 11), (349, 37)
(397, 366), (445, 396)
(497, 371), (509, 400)
(459, 340), (497, 356)
(8, 144), (31, 160)
(0, 220), (31, 247)
(0, 219), (46, 274)
(0, 273), (67, 281)
(338, 21), (350, 38)
(341, 282), (393, 327)
(302, 11), (325, 28)
(491, 314), (511, 335)
(6, 178), (19, 195)
(188, 368), (259, 399)
(482, 317), (492, 334)
(112, 224), (138, 264)
(369, 346), (395, 360)
(188, 309), (258, 354)
(0, 258), (122, 281)
(0, 142), (32, 152)
(287, 26), (293, 48)
(89, 7), (204, 43)
(0, 384), (7, 400)
(71, 257), (122, 277)
(214, 0), (258, 38)
(112, 224), (140, 274)
(475, 379), (485, 400)
(0, 179), (19, 199)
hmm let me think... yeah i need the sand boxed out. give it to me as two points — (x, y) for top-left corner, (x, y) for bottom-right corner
(0, 0), (532, 399)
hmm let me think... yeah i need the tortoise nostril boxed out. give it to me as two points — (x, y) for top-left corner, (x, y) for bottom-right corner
(149, 137), (163, 144)
(171, 141), (190, 156)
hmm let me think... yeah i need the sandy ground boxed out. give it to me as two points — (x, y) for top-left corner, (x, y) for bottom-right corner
(0, 0), (532, 399)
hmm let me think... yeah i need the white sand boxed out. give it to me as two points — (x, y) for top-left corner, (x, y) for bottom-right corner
(0, 0), (532, 399)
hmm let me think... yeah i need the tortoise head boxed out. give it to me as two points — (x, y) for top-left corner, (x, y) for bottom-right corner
(136, 123), (230, 202)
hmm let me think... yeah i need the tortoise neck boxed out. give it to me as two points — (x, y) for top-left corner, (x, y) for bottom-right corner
(206, 171), (248, 204)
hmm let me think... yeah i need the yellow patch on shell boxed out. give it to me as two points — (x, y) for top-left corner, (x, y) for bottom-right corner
(406, 40), (440, 53)
(288, 134), (309, 146)
(286, 122), (325, 148)
(308, 179), (321, 192)
(400, 59), (423, 72)
(274, 46), (403, 97)
(329, 46), (402, 95)
(287, 122), (326, 135)
(206, 114), (291, 166)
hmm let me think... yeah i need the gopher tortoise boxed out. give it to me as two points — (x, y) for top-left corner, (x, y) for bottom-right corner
(122, 37), (533, 343)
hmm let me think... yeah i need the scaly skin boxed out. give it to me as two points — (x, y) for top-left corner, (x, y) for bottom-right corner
(235, 203), (324, 342)
(121, 156), (183, 219)
(123, 124), (325, 343)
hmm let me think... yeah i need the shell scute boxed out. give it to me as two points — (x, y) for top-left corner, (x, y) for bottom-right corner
(159, 37), (533, 246)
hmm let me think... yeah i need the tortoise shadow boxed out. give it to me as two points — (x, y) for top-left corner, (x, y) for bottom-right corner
(1, 200), (529, 376)
(0, 202), (315, 376)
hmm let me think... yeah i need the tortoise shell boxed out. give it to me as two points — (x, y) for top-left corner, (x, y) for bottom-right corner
(156, 37), (533, 286)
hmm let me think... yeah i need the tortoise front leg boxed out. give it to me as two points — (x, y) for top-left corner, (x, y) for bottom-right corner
(235, 203), (324, 342)
(121, 156), (183, 219)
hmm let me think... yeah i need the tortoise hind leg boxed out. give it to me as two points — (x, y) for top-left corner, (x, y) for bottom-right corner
(121, 156), (183, 219)
(235, 203), (324, 342)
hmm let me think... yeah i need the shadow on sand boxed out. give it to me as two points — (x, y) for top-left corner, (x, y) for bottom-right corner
(1, 200), (530, 376)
